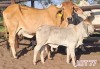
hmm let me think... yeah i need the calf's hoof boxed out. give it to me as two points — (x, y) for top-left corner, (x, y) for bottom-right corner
(73, 63), (77, 67)
(41, 61), (45, 64)
(73, 65), (77, 67)
(48, 57), (53, 60)
(33, 62), (37, 65)
(13, 55), (17, 59)
(66, 60), (70, 64)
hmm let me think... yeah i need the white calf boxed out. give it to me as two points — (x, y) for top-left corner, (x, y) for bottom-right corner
(33, 16), (94, 67)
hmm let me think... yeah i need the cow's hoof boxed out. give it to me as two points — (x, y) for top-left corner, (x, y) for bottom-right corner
(33, 61), (36, 65)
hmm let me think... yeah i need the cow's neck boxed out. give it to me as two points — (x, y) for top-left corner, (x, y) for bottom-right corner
(46, 6), (62, 26)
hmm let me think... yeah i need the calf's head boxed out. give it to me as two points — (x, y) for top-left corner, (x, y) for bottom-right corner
(82, 13), (94, 37)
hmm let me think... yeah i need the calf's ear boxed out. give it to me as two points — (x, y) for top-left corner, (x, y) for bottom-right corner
(87, 13), (94, 22)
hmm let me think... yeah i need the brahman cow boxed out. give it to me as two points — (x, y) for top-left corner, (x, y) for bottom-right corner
(3, 1), (83, 58)
(33, 14), (94, 67)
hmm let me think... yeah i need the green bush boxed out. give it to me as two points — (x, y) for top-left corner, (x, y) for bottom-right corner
(0, 26), (5, 32)
(0, 16), (3, 22)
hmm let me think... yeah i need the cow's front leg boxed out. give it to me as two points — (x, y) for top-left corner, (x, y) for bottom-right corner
(9, 33), (17, 58)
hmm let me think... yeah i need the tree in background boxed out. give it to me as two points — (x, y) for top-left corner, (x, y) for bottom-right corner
(39, 0), (65, 7)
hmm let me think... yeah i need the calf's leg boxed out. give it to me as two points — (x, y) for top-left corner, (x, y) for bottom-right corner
(40, 46), (46, 64)
(33, 44), (43, 65)
(44, 45), (52, 59)
(66, 48), (71, 64)
(69, 46), (76, 67)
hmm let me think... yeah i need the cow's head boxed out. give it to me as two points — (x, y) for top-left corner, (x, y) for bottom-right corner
(62, 1), (83, 21)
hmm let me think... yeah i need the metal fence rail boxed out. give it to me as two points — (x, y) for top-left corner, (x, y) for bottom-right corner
(0, 0), (28, 7)
(80, 4), (100, 11)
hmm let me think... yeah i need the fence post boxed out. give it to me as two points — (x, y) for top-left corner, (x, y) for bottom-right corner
(31, 0), (34, 7)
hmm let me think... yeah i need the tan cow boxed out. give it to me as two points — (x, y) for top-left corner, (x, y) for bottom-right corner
(3, 1), (83, 58)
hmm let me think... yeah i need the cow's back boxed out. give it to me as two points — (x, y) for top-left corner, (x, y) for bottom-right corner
(3, 4), (62, 34)
(3, 4), (21, 32)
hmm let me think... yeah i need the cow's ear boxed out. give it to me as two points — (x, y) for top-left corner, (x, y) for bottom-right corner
(56, 8), (64, 23)
(73, 4), (83, 14)
(56, 8), (64, 17)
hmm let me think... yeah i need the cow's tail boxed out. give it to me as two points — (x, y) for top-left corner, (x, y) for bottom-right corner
(2, 12), (10, 50)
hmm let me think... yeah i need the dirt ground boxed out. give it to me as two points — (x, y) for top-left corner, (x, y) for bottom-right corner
(0, 37), (100, 69)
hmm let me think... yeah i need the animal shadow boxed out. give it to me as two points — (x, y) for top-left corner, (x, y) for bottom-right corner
(17, 37), (35, 58)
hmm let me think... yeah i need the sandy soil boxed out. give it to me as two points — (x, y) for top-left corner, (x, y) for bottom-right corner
(0, 37), (100, 69)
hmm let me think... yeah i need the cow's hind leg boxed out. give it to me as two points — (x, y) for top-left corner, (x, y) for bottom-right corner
(9, 33), (17, 58)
